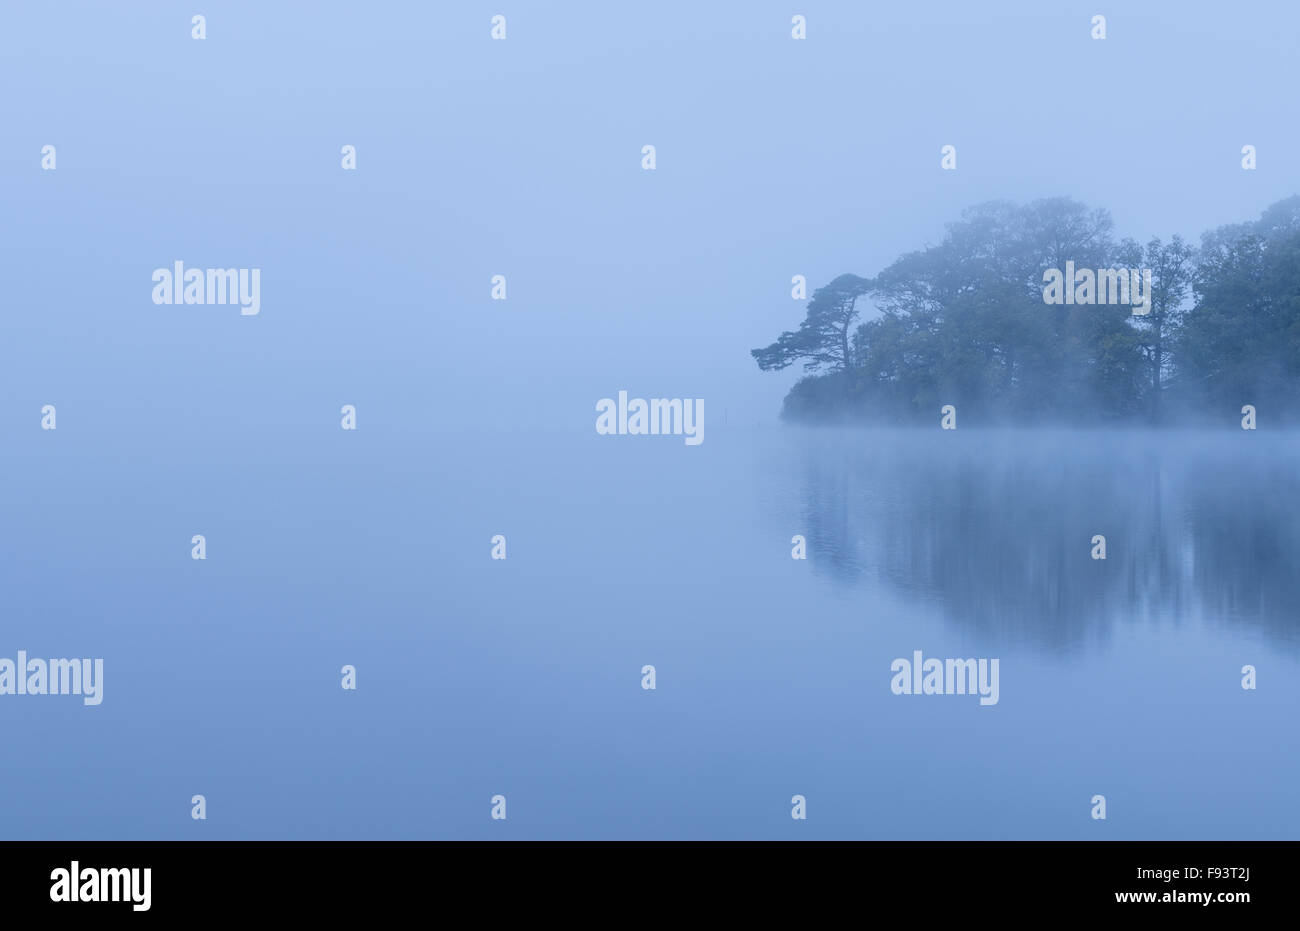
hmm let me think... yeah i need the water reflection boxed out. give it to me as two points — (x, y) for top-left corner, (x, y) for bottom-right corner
(794, 429), (1300, 651)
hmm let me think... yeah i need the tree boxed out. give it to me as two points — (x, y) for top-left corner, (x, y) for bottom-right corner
(1178, 200), (1300, 416)
(751, 274), (871, 373)
(1116, 235), (1195, 421)
(848, 198), (1134, 421)
(752, 196), (1300, 424)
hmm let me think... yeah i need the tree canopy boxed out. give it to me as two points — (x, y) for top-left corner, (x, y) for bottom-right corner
(753, 196), (1300, 424)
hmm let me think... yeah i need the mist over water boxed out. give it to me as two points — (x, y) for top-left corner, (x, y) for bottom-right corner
(3, 1), (1298, 843)
(4, 423), (1294, 838)
(790, 427), (1300, 654)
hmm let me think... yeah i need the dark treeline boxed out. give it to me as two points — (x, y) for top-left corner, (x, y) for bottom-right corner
(753, 196), (1300, 424)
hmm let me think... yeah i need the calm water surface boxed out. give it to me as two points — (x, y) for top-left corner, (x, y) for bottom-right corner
(2, 424), (1295, 838)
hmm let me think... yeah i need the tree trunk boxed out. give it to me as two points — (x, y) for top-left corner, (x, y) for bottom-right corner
(1151, 321), (1163, 422)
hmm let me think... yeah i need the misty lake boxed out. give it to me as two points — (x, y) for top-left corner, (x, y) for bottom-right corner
(3, 424), (1297, 838)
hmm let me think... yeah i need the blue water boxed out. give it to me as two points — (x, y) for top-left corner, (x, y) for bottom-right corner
(2, 424), (1296, 838)
(3, 0), (1298, 839)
